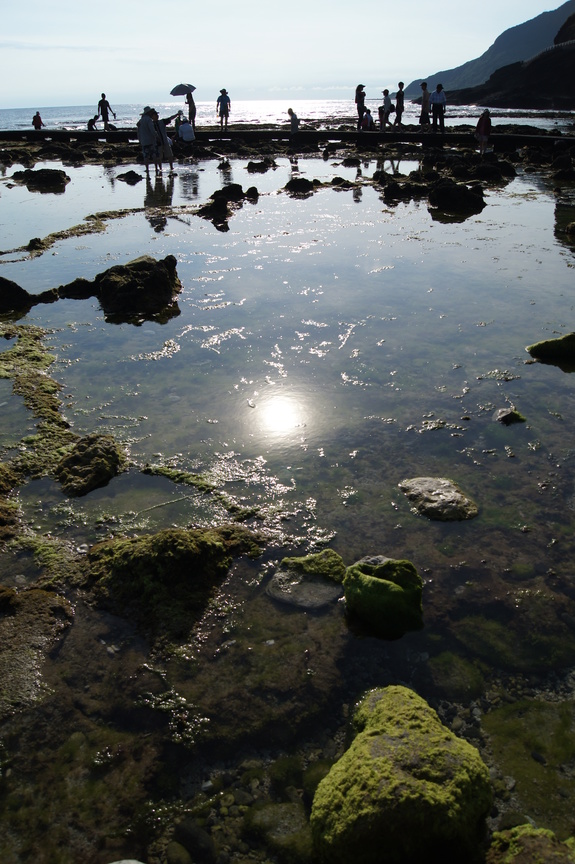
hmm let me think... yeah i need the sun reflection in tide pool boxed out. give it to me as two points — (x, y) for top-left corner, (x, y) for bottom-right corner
(257, 393), (307, 436)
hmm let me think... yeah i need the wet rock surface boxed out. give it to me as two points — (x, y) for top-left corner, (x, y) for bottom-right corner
(399, 476), (479, 521)
(11, 167), (71, 193)
(55, 432), (127, 496)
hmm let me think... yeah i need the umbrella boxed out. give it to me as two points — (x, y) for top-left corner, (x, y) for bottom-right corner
(170, 84), (196, 96)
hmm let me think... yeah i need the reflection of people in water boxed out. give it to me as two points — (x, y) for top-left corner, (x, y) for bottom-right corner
(179, 170), (200, 200)
(218, 159), (233, 184)
(144, 173), (175, 232)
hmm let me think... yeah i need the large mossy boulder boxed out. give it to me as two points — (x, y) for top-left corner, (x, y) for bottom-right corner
(310, 686), (492, 864)
(54, 432), (127, 496)
(526, 332), (575, 372)
(486, 824), (575, 863)
(86, 525), (264, 641)
(343, 556), (423, 638)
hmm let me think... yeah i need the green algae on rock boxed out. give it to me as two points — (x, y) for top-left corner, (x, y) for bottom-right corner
(486, 824), (575, 863)
(310, 685), (492, 864)
(85, 525), (265, 643)
(343, 556), (423, 639)
(526, 332), (575, 372)
(55, 432), (127, 496)
(280, 549), (346, 583)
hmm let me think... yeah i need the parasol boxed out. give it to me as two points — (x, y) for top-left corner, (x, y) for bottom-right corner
(170, 84), (196, 96)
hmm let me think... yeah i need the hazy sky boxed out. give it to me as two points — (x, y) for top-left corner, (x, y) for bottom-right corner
(0, 0), (565, 108)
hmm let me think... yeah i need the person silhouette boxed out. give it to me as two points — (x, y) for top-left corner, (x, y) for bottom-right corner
(97, 93), (116, 131)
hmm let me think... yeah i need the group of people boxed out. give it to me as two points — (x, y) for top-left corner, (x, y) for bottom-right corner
(136, 107), (197, 175)
(355, 81), (448, 133)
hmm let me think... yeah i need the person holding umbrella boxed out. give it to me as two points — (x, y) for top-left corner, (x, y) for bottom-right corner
(170, 84), (197, 129)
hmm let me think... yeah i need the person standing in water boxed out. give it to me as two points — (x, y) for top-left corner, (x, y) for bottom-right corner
(216, 89), (231, 129)
(32, 111), (45, 130)
(97, 93), (116, 130)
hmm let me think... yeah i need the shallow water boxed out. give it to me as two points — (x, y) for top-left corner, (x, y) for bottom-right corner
(2, 150), (575, 860)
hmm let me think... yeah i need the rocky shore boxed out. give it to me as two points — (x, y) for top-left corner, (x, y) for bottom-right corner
(1, 123), (575, 864)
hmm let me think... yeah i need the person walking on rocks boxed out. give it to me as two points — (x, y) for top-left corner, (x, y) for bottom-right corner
(97, 93), (116, 131)
(394, 82), (405, 126)
(32, 111), (45, 130)
(419, 82), (430, 128)
(355, 84), (366, 130)
(430, 83), (446, 134)
(186, 90), (197, 130)
(216, 89), (231, 129)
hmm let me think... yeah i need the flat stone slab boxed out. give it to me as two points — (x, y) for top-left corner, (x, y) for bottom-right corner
(266, 568), (343, 609)
(398, 476), (478, 521)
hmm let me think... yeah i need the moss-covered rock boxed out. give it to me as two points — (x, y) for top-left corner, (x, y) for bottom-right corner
(54, 432), (127, 496)
(343, 556), (423, 639)
(310, 686), (492, 864)
(280, 549), (346, 583)
(486, 824), (575, 863)
(526, 332), (575, 372)
(86, 525), (264, 642)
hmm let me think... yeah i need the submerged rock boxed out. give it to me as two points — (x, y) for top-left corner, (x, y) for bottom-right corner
(399, 476), (479, 521)
(0, 586), (74, 720)
(86, 525), (264, 641)
(310, 685), (492, 864)
(343, 556), (423, 638)
(55, 432), (127, 496)
(116, 170), (143, 184)
(267, 548), (345, 609)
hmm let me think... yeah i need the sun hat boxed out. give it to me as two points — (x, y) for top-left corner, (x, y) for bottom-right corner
(142, 106), (154, 114)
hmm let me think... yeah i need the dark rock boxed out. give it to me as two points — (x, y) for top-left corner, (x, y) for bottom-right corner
(526, 331), (575, 372)
(284, 177), (317, 194)
(173, 818), (217, 863)
(428, 178), (486, 215)
(493, 407), (526, 425)
(11, 168), (71, 193)
(343, 556), (423, 639)
(55, 433), (127, 496)
(117, 170), (143, 184)
(0, 276), (32, 313)
(57, 255), (182, 322)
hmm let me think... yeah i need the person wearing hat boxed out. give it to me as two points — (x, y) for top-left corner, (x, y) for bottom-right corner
(355, 84), (366, 130)
(216, 89), (231, 130)
(137, 106), (161, 175)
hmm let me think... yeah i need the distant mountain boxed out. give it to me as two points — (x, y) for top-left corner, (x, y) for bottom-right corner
(447, 18), (575, 109)
(405, 0), (575, 96)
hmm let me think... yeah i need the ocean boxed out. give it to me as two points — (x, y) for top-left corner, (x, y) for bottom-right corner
(1, 98), (573, 132)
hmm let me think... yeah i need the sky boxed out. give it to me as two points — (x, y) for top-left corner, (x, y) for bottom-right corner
(0, 0), (567, 109)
